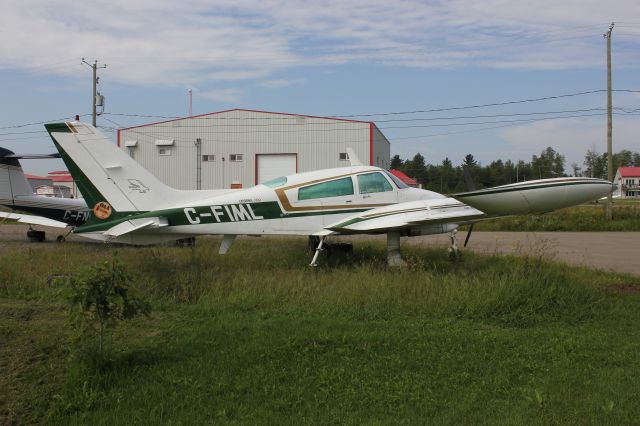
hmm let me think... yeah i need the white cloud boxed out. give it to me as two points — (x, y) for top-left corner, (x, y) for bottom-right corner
(499, 114), (640, 168)
(199, 88), (245, 103)
(259, 78), (304, 89)
(0, 0), (637, 86)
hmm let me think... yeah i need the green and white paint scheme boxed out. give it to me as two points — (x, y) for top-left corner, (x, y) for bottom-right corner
(45, 122), (613, 266)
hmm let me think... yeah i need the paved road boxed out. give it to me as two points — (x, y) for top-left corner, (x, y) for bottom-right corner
(405, 232), (640, 276)
(1, 224), (639, 276)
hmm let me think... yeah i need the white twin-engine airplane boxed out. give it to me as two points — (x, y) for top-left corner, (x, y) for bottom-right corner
(45, 121), (613, 266)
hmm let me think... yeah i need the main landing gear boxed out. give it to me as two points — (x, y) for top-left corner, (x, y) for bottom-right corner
(309, 236), (325, 267)
(308, 229), (463, 267)
(386, 231), (406, 267)
(27, 227), (46, 243)
(448, 229), (461, 261)
(308, 236), (354, 266)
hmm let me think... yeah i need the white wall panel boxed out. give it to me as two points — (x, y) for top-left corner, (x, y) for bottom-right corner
(257, 154), (297, 184)
(119, 110), (388, 189)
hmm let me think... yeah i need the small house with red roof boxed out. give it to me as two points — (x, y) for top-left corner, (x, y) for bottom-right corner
(389, 169), (419, 188)
(25, 171), (80, 198)
(614, 167), (640, 198)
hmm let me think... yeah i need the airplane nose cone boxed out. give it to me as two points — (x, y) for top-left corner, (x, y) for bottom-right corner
(611, 183), (618, 193)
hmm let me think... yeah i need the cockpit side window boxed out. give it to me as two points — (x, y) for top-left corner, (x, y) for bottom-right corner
(357, 172), (393, 194)
(298, 177), (354, 200)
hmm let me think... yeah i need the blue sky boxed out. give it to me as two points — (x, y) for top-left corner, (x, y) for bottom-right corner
(0, 0), (639, 176)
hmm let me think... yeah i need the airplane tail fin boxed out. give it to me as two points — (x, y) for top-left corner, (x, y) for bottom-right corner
(45, 122), (185, 221)
(0, 147), (34, 203)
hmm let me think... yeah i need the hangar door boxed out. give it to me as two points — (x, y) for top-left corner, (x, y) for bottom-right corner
(256, 154), (297, 184)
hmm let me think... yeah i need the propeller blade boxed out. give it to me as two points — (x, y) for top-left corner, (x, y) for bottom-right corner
(464, 224), (474, 247)
(462, 166), (476, 191)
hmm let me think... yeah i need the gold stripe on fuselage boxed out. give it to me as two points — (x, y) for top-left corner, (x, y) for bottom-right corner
(274, 171), (390, 212)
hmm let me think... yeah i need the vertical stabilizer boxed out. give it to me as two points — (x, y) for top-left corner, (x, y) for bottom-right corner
(45, 122), (186, 217)
(0, 148), (34, 203)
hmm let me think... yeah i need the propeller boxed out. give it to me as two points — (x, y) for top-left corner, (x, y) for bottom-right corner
(464, 224), (474, 247)
(462, 166), (476, 247)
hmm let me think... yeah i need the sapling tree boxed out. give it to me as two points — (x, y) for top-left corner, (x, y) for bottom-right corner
(67, 255), (150, 357)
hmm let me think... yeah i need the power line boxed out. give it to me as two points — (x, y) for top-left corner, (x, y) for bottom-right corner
(333, 89), (640, 118)
(102, 89), (640, 123)
(95, 110), (640, 148)
(0, 115), (89, 130)
(2, 106), (637, 142)
(108, 107), (632, 127)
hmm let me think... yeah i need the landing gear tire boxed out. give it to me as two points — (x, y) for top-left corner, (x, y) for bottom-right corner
(27, 230), (46, 243)
(56, 235), (66, 243)
(175, 237), (196, 247)
(448, 246), (462, 262)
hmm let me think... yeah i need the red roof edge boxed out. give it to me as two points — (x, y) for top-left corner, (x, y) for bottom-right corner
(25, 174), (49, 180)
(118, 108), (373, 131)
(618, 167), (640, 177)
(389, 169), (418, 185)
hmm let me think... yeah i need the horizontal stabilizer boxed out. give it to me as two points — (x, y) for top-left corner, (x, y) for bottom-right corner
(0, 211), (68, 228)
(103, 217), (168, 238)
(0, 153), (60, 160)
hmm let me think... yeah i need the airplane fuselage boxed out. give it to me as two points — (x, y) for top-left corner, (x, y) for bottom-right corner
(2, 195), (89, 226)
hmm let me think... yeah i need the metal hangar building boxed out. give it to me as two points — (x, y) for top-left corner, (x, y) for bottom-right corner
(117, 109), (391, 190)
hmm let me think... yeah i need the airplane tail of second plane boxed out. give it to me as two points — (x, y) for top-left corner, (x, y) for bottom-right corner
(45, 121), (198, 222)
(0, 147), (35, 204)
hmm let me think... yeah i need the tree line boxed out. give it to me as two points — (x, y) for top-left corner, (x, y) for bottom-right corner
(390, 147), (640, 193)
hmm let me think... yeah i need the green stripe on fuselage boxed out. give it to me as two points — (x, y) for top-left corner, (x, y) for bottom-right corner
(73, 201), (372, 233)
(453, 180), (610, 198)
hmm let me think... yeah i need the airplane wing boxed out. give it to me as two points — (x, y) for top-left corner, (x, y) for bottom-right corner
(325, 198), (485, 233)
(0, 211), (69, 228)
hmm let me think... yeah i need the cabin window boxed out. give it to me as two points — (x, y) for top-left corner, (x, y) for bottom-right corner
(357, 172), (393, 194)
(159, 148), (172, 156)
(339, 152), (349, 161)
(202, 154), (215, 162)
(230, 154), (243, 162)
(298, 177), (354, 200)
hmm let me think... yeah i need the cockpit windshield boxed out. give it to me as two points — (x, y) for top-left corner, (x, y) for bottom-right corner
(262, 176), (288, 188)
(384, 171), (409, 189)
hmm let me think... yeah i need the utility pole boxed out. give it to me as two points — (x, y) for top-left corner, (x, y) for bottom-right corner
(82, 59), (107, 126)
(195, 138), (202, 190)
(604, 23), (614, 220)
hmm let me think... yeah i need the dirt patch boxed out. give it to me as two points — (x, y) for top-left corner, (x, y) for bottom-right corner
(604, 283), (640, 295)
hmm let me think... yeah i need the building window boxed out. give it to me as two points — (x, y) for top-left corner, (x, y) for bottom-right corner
(230, 154), (243, 162)
(202, 155), (215, 162)
(298, 177), (354, 200)
(339, 152), (349, 161)
(159, 148), (171, 156)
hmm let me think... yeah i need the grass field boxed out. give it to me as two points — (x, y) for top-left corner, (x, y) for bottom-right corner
(1, 238), (640, 424)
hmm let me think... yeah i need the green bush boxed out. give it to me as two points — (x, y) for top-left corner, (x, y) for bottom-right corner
(65, 254), (150, 358)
